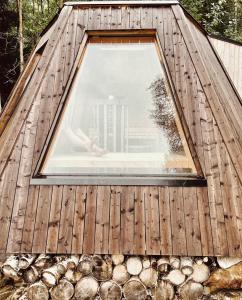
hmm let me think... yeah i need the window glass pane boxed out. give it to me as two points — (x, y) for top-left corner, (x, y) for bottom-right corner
(42, 37), (197, 176)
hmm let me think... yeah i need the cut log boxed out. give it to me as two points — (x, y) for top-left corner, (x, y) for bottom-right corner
(7, 287), (26, 300)
(75, 276), (99, 300)
(35, 255), (52, 270)
(99, 280), (122, 300)
(126, 257), (142, 276)
(139, 267), (158, 288)
(27, 281), (49, 300)
(50, 279), (74, 300)
(18, 255), (36, 270)
(180, 257), (193, 276)
(152, 280), (174, 300)
(169, 257), (180, 269)
(123, 278), (147, 300)
(113, 264), (130, 285)
(157, 258), (170, 275)
(0, 285), (15, 300)
(57, 255), (79, 274)
(142, 257), (151, 269)
(217, 257), (242, 269)
(77, 258), (93, 276)
(164, 269), (185, 286)
(92, 255), (112, 281)
(65, 269), (82, 284)
(111, 255), (124, 266)
(23, 266), (39, 283)
(205, 262), (242, 293)
(42, 265), (61, 287)
(191, 263), (210, 283)
(179, 281), (204, 300)
(2, 256), (20, 281)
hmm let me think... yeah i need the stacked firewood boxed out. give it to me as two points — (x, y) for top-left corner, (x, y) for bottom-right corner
(0, 255), (242, 299)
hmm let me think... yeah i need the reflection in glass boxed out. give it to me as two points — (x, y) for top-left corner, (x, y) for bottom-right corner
(42, 37), (197, 176)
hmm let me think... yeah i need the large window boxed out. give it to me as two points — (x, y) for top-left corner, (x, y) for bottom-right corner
(40, 36), (197, 177)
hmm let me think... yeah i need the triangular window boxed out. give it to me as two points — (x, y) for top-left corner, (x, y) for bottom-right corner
(40, 36), (198, 177)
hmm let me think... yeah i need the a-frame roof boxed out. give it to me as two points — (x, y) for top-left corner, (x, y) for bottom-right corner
(0, 1), (241, 256)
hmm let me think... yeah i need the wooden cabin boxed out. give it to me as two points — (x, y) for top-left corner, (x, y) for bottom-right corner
(0, 0), (242, 259)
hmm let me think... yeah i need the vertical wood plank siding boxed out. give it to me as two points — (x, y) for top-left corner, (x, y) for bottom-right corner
(0, 5), (241, 256)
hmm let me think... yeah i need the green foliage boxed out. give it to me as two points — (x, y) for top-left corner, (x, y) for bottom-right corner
(181, 0), (242, 42)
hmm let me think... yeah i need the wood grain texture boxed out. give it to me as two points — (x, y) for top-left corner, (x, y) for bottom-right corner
(0, 5), (241, 256)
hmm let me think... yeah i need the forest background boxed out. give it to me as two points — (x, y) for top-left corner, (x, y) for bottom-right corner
(0, 0), (241, 107)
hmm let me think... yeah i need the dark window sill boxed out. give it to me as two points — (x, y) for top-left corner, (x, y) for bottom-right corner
(31, 175), (207, 186)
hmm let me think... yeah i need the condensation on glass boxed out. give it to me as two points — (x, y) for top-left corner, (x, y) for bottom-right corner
(41, 36), (197, 176)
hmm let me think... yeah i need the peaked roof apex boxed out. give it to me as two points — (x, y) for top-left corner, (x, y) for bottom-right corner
(64, 0), (179, 7)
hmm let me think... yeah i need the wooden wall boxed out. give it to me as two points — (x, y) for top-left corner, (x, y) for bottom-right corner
(210, 37), (242, 99)
(0, 4), (241, 256)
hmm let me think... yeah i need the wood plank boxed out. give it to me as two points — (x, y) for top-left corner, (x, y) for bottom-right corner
(172, 5), (242, 183)
(57, 186), (76, 253)
(95, 186), (111, 254)
(214, 120), (241, 256)
(198, 82), (229, 256)
(32, 186), (52, 253)
(100, 7), (111, 30)
(141, 7), (152, 28)
(129, 7), (141, 29)
(120, 186), (135, 255)
(0, 128), (25, 253)
(196, 187), (214, 256)
(183, 187), (202, 256)
(0, 6), (72, 178)
(83, 186), (97, 254)
(7, 93), (41, 253)
(134, 187), (146, 255)
(169, 187), (187, 256)
(46, 186), (63, 253)
(159, 187), (172, 255)
(144, 187), (160, 255)
(72, 186), (87, 253)
(75, 9), (89, 57)
(21, 186), (39, 252)
(109, 186), (121, 254)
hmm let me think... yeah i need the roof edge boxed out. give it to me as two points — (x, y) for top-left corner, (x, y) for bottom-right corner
(64, 1), (179, 6)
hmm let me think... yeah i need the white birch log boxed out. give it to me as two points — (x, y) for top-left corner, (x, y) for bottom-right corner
(180, 257), (193, 276)
(142, 257), (151, 269)
(50, 279), (74, 300)
(111, 255), (124, 266)
(123, 278), (147, 300)
(57, 255), (79, 274)
(23, 266), (39, 283)
(77, 259), (93, 276)
(99, 280), (122, 300)
(152, 280), (175, 300)
(35, 255), (52, 270)
(191, 263), (210, 283)
(2, 256), (20, 281)
(179, 281), (204, 300)
(169, 257), (180, 269)
(164, 269), (186, 286)
(217, 257), (242, 269)
(139, 267), (158, 288)
(75, 276), (99, 300)
(18, 255), (36, 270)
(65, 269), (82, 284)
(42, 265), (61, 287)
(27, 281), (49, 300)
(126, 257), (142, 275)
(112, 264), (129, 285)
(157, 258), (170, 275)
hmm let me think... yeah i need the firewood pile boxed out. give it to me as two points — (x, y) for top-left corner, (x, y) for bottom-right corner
(0, 254), (242, 299)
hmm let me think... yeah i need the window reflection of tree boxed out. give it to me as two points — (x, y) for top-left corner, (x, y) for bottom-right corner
(149, 77), (184, 154)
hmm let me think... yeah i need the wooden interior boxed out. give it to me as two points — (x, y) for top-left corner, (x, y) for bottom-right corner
(0, 2), (241, 256)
